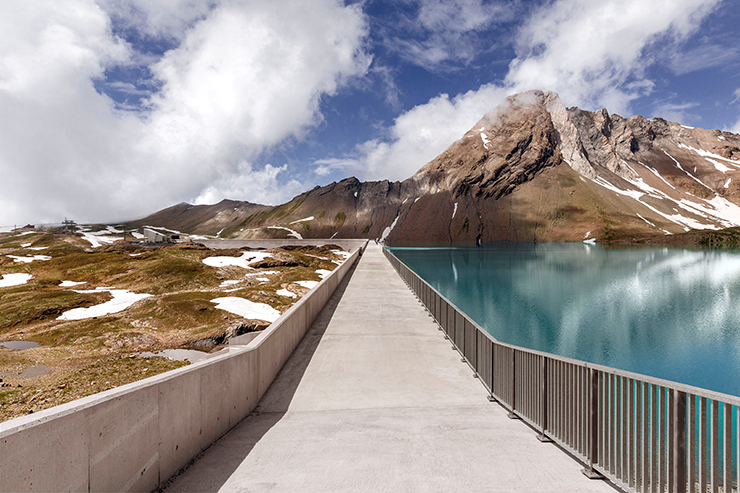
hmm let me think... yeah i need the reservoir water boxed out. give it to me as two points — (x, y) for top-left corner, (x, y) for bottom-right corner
(389, 243), (740, 397)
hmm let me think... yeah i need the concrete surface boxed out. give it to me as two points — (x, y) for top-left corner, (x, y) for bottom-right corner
(0, 246), (361, 493)
(164, 243), (619, 493)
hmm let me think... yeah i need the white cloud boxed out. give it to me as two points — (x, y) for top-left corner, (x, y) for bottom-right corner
(194, 163), (304, 206)
(384, 0), (513, 71)
(97, 0), (215, 42)
(505, 0), (721, 114)
(358, 84), (510, 181)
(652, 101), (701, 125)
(667, 43), (739, 75)
(0, 0), (370, 226)
(352, 0), (722, 182)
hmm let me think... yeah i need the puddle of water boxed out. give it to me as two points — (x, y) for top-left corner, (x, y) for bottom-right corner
(0, 341), (40, 349)
(138, 349), (209, 363)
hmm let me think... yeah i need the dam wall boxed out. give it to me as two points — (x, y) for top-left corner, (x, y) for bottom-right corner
(0, 240), (366, 492)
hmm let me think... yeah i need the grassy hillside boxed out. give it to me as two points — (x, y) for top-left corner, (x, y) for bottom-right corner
(0, 229), (347, 421)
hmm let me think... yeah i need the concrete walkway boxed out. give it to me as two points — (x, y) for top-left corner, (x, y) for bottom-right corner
(164, 244), (618, 492)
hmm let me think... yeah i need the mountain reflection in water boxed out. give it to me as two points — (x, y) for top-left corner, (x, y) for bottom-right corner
(389, 243), (740, 397)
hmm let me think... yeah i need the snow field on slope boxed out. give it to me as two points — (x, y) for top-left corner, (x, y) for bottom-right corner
(58, 288), (152, 320)
(0, 273), (33, 288)
(202, 251), (273, 268)
(210, 297), (281, 323)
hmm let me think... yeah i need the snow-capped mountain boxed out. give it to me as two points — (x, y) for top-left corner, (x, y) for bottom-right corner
(131, 90), (740, 244)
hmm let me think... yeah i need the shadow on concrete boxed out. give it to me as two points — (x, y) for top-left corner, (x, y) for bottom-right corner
(160, 257), (360, 492)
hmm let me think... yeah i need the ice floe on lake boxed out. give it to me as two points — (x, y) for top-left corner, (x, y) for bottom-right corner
(58, 288), (152, 320)
(0, 273), (33, 288)
(211, 297), (281, 322)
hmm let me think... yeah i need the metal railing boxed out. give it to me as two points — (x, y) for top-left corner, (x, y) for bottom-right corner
(384, 248), (740, 493)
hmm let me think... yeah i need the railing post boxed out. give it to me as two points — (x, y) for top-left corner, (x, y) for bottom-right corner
(488, 342), (497, 402)
(508, 348), (518, 419)
(538, 356), (552, 442)
(673, 389), (687, 493)
(583, 367), (603, 479)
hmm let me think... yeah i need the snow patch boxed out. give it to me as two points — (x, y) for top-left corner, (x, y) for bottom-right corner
(80, 230), (123, 248)
(0, 273), (33, 288)
(296, 280), (319, 289)
(21, 242), (31, 247)
(60, 280), (86, 287)
(726, 178), (732, 188)
(203, 251), (273, 269)
(636, 214), (655, 227)
(380, 214), (400, 242)
(452, 202), (458, 219)
(7, 255), (51, 263)
(266, 226), (302, 239)
(354, 191), (358, 197)
(211, 297), (281, 323)
(583, 238), (597, 244)
(414, 197), (420, 203)
(220, 280), (240, 288)
(316, 269), (332, 279)
(289, 216), (314, 224)
(583, 231), (591, 239)
(480, 132), (491, 149)
(706, 158), (732, 174)
(277, 289), (297, 298)
(677, 144), (740, 165)
(58, 288), (152, 320)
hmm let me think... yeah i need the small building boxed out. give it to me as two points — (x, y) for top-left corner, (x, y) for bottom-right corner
(142, 228), (170, 243)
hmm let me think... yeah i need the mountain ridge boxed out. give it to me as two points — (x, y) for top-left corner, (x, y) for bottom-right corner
(128, 90), (740, 244)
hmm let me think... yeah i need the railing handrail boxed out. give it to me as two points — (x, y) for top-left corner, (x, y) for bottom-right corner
(383, 246), (740, 493)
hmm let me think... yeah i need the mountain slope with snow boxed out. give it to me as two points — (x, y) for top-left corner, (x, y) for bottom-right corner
(131, 90), (740, 244)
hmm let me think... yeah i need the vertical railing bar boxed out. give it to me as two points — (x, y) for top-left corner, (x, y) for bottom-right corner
(736, 406), (739, 493)
(660, 387), (667, 493)
(651, 384), (658, 493)
(711, 399), (719, 493)
(669, 389), (675, 493)
(723, 402), (731, 493)
(636, 381), (643, 493)
(621, 376), (627, 484)
(688, 395), (696, 493)
(674, 390), (687, 493)
(611, 373), (616, 476)
(700, 397), (708, 493)
(627, 378), (637, 488)
(582, 367), (602, 479)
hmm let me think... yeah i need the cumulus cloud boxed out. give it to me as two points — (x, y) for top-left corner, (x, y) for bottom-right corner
(349, 0), (722, 182)
(358, 84), (509, 181)
(194, 163), (305, 206)
(0, 0), (370, 226)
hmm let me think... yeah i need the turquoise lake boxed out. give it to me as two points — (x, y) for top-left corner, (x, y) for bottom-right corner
(389, 243), (740, 397)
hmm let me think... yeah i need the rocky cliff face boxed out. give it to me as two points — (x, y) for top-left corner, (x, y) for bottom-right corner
(131, 90), (740, 244)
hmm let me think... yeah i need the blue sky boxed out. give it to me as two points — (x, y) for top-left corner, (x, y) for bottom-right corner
(1, 0), (740, 227)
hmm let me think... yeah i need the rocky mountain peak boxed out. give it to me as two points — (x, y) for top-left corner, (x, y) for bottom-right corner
(133, 90), (740, 244)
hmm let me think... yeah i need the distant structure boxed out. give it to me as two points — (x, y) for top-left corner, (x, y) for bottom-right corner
(142, 228), (172, 243)
(62, 218), (77, 233)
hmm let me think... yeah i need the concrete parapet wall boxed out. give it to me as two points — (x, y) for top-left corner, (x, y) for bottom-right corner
(0, 242), (365, 492)
(192, 238), (368, 252)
